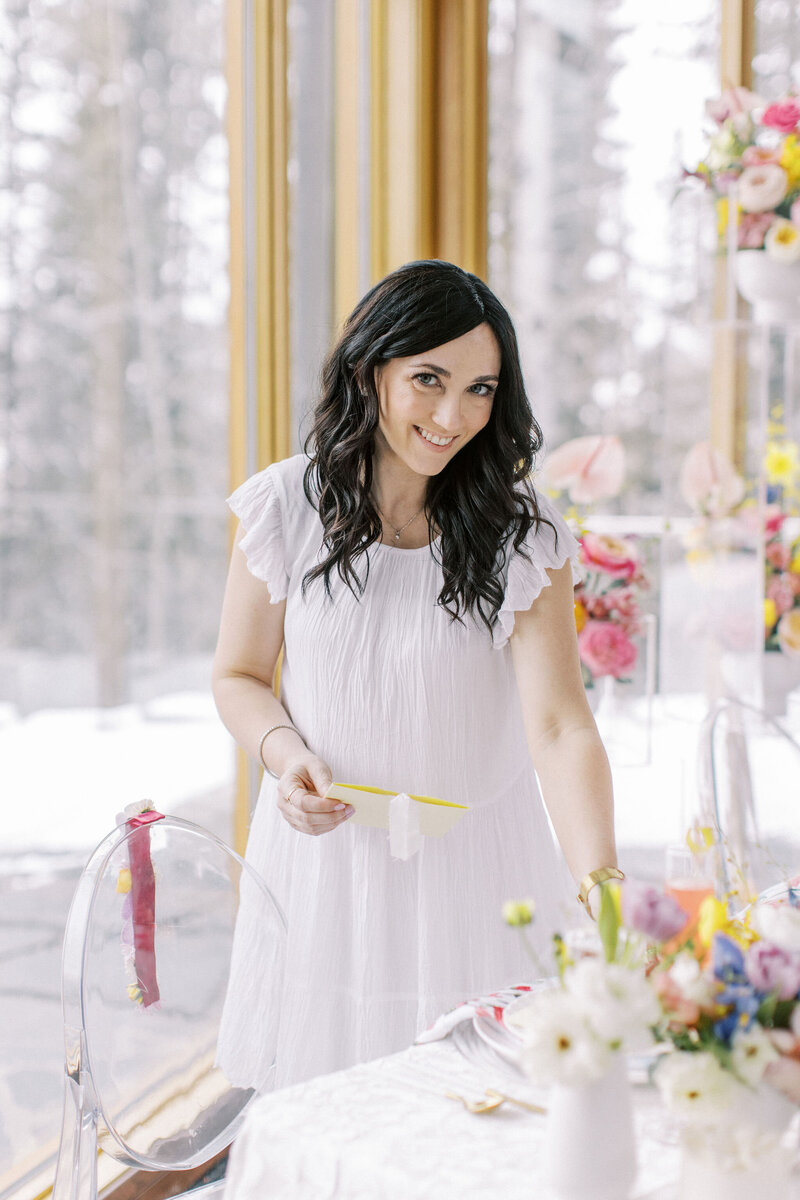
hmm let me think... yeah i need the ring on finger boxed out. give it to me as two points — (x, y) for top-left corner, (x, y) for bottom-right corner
(287, 784), (303, 808)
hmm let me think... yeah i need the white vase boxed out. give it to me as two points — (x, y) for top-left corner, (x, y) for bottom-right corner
(542, 1054), (637, 1200)
(677, 1085), (795, 1200)
(735, 249), (800, 323)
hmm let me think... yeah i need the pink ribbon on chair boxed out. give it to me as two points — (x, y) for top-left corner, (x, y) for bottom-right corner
(126, 809), (165, 1007)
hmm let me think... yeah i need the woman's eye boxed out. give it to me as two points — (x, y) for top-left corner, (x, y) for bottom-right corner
(470, 383), (495, 397)
(413, 372), (439, 387)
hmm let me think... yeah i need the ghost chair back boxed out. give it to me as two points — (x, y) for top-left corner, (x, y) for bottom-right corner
(52, 805), (286, 1200)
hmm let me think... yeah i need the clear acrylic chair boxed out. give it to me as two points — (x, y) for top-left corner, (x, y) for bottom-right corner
(698, 696), (800, 905)
(52, 804), (286, 1200)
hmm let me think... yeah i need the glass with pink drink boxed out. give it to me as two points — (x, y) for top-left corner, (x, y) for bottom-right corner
(665, 844), (716, 937)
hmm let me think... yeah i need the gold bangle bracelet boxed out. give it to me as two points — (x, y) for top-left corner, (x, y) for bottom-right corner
(258, 724), (299, 778)
(577, 866), (625, 917)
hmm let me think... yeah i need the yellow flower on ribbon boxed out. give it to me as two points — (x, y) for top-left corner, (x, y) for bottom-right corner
(574, 600), (587, 633)
(781, 134), (800, 189)
(697, 896), (729, 948)
(116, 868), (132, 894)
(764, 438), (800, 486)
(765, 597), (778, 630)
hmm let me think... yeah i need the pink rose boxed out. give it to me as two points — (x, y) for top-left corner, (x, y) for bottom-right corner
(738, 163), (788, 213)
(768, 576), (795, 615)
(580, 532), (639, 580)
(738, 211), (775, 249)
(746, 941), (800, 999)
(742, 145), (783, 167)
(767, 541), (792, 570)
(578, 620), (637, 679)
(763, 100), (800, 134)
(621, 880), (688, 942)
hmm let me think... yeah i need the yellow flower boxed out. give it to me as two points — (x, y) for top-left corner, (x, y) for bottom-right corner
(764, 439), (800, 486)
(502, 898), (536, 927)
(765, 597), (778, 631)
(781, 134), (800, 189)
(574, 600), (587, 634)
(697, 896), (729, 948)
(790, 551), (800, 574)
(686, 824), (715, 855)
(116, 868), (132, 894)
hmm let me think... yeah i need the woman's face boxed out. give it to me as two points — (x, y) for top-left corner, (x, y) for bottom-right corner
(373, 322), (500, 478)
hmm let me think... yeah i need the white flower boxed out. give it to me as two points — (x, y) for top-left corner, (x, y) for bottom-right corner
(751, 904), (800, 953)
(564, 959), (660, 1052)
(730, 1026), (780, 1086)
(655, 1051), (741, 1124)
(518, 991), (610, 1087)
(738, 163), (788, 213)
(765, 218), (800, 263)
(669, 952), (716, 1007)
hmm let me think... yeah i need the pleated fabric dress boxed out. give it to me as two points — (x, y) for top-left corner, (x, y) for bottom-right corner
(220, 454), (581, 1090)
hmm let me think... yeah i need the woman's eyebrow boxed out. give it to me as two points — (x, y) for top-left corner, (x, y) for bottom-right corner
(411, 362), (499, 382)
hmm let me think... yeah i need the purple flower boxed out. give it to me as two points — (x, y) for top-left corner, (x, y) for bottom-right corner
(621, 880), (687, 941)
(745, 940), (800, 1000)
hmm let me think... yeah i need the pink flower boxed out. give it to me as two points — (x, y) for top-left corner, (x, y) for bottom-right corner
(738, 211), (775, 248)
(539, 435), (625, 505)
(742, 145), (783, 168)
(766, 505), (787, 536)
(763, 99), (800, 134)
(578, 620), (637, 679)
(738, 163), (788, 212)
(767, 541), (792, 571)
(767, 576), (795, 615)
(581, 532), (639, 580)
(745, 941), (800, 999)
(679, 442), (745, 517)
(621, 880), (688, 942)
(792, 197), (800, 228)
(705, 86), (763, 125)
(653, 972), (700, 1028)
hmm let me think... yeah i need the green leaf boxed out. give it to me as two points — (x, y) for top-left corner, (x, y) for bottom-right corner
(598, 883), (620, 964)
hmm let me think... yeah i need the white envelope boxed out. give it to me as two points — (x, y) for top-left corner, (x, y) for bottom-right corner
(326, 782), (468, 837)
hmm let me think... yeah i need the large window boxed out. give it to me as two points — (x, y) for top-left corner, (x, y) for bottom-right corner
(0, 1), (231, 1193)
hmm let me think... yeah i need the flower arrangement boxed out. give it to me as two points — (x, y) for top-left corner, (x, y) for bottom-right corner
(574, 534), (648, 685)
(689, 86), (800, 260)
(505, 878), (800, 1148)
(680, 419), (800, 658)
(537, 435), (649, 686)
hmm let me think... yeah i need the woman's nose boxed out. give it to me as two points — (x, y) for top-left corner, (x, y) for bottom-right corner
(430, 390), (463, 431)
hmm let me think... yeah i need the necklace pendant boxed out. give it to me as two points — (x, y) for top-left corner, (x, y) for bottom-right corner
(394, 531), (401, 542)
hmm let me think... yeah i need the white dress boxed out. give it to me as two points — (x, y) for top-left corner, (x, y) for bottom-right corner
(223, 454), (581, 1089)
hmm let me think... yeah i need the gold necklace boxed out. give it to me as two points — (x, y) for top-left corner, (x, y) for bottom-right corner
(375, 502), (424, 543)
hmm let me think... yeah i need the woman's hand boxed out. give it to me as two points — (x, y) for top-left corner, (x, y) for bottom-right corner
(276, 754), (355, 836)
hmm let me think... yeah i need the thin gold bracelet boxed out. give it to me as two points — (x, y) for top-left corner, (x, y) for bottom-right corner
(257, 724), (299, 779)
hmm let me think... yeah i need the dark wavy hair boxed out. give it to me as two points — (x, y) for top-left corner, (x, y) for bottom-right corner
(302, 259), (554, 631)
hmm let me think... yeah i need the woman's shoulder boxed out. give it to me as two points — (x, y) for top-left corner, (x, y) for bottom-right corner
(228, 454), (313, 517)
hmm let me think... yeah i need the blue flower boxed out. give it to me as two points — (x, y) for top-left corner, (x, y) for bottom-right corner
(713, 934), (746, 983)
(713, 982), (761, 1043)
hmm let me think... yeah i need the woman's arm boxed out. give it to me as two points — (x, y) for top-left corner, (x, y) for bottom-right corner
(212, 537), (353, 835)
(510, 559), (618, 901)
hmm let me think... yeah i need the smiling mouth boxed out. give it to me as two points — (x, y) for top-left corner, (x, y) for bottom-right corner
(414, 425), (456, 448)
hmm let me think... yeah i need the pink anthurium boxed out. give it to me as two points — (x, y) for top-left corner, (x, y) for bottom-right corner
(539, 435), (625, 504)
(679, 441), (745, 518)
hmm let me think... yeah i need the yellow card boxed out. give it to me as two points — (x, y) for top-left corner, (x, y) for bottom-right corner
(326, 782), (468, 837)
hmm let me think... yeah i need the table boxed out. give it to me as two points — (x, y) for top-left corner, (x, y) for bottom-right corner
(223, 1036), (683, 1200)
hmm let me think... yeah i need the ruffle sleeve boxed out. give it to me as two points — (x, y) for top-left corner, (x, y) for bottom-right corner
(227, 467), (289, 603)
(493, 488), (582, 649)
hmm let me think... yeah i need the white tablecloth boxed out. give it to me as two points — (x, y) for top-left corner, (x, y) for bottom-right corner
(223, 1038), (683, 1200)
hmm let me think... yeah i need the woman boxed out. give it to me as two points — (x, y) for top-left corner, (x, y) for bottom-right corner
(212, 259), (619, 1089)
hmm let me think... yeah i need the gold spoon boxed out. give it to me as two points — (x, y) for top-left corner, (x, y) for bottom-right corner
(445, 1088), (547, 1115)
